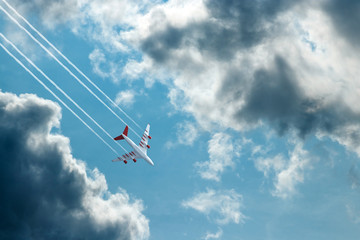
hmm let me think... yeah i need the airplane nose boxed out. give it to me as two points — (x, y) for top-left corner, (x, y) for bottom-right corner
(144, 155), (154, 166)
(148, 158), (154, 166)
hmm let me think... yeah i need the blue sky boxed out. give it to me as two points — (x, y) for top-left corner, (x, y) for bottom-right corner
(1, 0), (360, 239)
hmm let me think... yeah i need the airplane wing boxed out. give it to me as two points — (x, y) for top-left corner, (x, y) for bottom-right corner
(112, 151), (141, 164)
(138, 124), (151, 153)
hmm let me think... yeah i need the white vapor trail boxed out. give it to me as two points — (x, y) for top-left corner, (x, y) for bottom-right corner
(4, 0), (142, 131)
(0, 33), (127, 153)
(0, 42), (120, 155)
(0, 3), (142, 139)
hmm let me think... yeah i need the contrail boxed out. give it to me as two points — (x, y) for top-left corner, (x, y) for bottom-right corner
(0, 3), (143, 139)
(3, 0), (144, 131)
(0, 32), (127, 153)
(0, 42), (120, 155)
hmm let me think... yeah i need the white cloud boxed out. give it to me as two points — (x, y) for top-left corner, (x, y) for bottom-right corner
(203, 228), (223, 240)
(254, 142), (311, 199)
(122, 57), (162, 87)
(76, 0), (154, 52)
(196, 132), (239, 182)
(115, 90), (136, 107)
(122, 0), (209, 45)
(88, 48), (109, 78)
(8, 0), (360, 207)
(88, 48), (125, 83)
(176, 121), (199, 146)
(254, 154), (286, 178)
(273, 144), (311, 199)
(10, 0), (80, 29)
(119, 1), (360, 158)
(165, 120), (199, 149)
(10, 1), (360, 152)
(182, 188), (245, 225)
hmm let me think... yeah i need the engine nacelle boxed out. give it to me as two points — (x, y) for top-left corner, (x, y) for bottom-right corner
(124, 160), (128, 164)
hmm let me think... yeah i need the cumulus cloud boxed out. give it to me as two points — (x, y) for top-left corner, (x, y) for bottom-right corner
(10, 0), (80, 28)
(254, 154), (286, 178)
(176, 121), (199, 146)
(89, 48), (112, 79)
(203, 228), (223, 240)
(6, 0), (360, 202)
(254, 142), (311, 199)
(196, 132), (239, 182)
(8, 0), (360, 142)
(120, 0), (360, 157)
(166, 121), (200, 149)
(324, 0), (360, 48)
(0, 91), (149, 239)
(182, 188), (245, 225)
(138, 0), (301, 62)
(115, 90), (136, 107)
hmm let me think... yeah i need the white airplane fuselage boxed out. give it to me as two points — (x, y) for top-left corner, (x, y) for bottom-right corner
(123, 135), (154, 166)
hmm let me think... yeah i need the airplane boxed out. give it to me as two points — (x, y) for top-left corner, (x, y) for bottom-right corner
(112, 124), (154, 166)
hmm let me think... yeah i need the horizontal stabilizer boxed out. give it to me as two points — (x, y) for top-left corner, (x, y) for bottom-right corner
(114, 135), (124, 140)
(114, 126), (128, 140)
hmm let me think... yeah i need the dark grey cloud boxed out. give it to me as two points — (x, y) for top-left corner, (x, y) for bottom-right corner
(138, 0), (360, 145)
(234, 57), (360, 138)
(324, 0), (360, 48)
(141, 0), (301, 63)
(142, 4), (360, 140)
(141, 26), (184, 63)
(0, 91), (149, 240)
(204, 0), (298, 48)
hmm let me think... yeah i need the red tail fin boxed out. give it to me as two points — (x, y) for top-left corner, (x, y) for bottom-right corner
(114, 126), (129, 140)
(123, 125), (128, 136)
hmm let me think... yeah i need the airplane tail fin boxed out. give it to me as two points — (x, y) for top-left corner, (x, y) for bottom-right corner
(114, 126), (128, 140)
